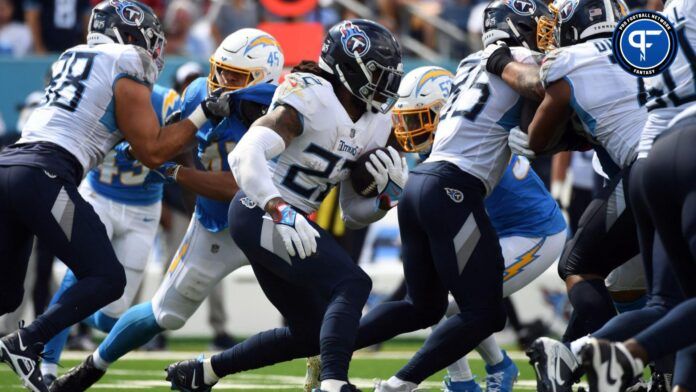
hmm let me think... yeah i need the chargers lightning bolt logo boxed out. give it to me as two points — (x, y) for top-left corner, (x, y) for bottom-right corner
(244, 35), (280, 55)
(503, 237), (546, 281)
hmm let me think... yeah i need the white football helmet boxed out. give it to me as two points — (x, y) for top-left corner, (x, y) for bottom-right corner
(391, 66), (453, 152)
(208, 28), (284, 92)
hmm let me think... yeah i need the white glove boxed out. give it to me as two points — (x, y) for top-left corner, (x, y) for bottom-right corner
(508, 126), (536, 158)
(272, 203), (320, 259)
(365, 146), (409, 210)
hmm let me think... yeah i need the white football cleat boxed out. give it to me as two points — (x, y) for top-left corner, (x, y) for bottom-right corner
(526, 337), (580, 392)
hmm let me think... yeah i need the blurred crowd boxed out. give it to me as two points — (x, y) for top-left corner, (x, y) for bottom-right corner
(0, 0), (525, 60)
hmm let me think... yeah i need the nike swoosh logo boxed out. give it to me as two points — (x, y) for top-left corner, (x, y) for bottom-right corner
(143, 218), (155, 222)
(43, 170), (57, 179)
(191, 369), (199, 389)
(17, 333), (27, 351)
(607, 348), (618, 385)
(554, 347), (566, 386)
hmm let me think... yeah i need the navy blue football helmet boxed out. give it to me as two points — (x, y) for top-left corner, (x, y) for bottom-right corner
(318, 19), (403, 113)
(88, 0), (166, 70)
(483, 0), (554, 52)
(553, 0), (627, 47)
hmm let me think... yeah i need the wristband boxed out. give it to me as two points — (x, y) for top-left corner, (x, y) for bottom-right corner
(486, 47), (514, 76)
(188, 105), (208, 129)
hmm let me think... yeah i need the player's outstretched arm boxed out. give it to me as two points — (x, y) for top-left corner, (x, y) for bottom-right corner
(484, 45), (544, 101)
(175, 168), (239, 201)
(528, 79), (572, 152)
(114, 78), (199, 168)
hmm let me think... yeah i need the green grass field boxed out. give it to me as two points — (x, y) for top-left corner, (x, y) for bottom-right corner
(0, 339), (547, 391)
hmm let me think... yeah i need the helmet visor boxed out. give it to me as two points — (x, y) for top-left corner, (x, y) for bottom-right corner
(391, 106), (439, 152)
(208, 59), (258, 91)
(150, 28), (166, 71)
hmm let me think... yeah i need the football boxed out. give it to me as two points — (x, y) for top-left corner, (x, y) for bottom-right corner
(350, 147), (388, 198)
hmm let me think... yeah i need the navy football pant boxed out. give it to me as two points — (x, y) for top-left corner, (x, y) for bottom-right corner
(559, 164), (638, 341)
(354, 162), (506, 384)
(210, 192), (371, 381)
(674, 344), (696, 389)
(0, 165), (125, 344)
(629, 116), (696, 361)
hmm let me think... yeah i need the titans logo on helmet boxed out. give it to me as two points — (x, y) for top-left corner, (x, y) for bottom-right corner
(110, 0), (145, 26)
(558, 0), (578, 21)
(504, 0), (537, 16)
(339, 21), (371, 58)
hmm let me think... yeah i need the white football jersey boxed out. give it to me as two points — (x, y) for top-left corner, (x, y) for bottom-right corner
(540, 38), (646, 168)
(638, 0), (696, 159)
(19, 43), (158, 173)
(268, 72), (392, 213)
(425, 48), (538, 194)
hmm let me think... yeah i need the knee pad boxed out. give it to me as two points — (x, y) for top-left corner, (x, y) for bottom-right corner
(156, 310), (186, 331)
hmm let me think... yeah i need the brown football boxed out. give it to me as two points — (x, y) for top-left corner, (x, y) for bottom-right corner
(350, 147), (389, 198)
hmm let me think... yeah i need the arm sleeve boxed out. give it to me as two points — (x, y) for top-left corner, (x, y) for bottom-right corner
(227, 125), (286, 209)
(113, 46), (158, 87)
(339, 180), (387, 229)
(539, 49), (573, 89)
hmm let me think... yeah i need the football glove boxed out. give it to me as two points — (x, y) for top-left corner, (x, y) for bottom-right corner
(482, 42), (513, 77)
(200, 88), (234, 126)
(365, 146), (409, 210)
(271, 203), (320, 259)
(508, 126), (536, 158)
(143, 162), (181, 188)
(114, 141), (135, 161)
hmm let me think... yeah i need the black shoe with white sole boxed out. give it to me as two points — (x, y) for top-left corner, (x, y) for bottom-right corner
(0, 330), (48, 392)
(580, 339), (643, 392)
(165, 356), (215, 392)
(49, 354), (105, 392)
(526, 337), (580, 392)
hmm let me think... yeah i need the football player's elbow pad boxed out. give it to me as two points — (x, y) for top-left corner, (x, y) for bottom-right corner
(228, 126), (286, 207)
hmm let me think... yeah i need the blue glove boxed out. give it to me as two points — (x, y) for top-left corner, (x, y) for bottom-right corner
(143, 162), (181, 189)
(114, 141), (135, 162)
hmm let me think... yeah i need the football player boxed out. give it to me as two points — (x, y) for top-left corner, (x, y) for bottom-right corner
(0, 1), (227, 390)
(304, 64), (568, 392)
(40, 84), (180, 386)
(49, 28), (283, 392)
(165, 19), (404, 392)
(331, 3), (556, 391)
(579, 0), (696, 388)
(483, 0), (682, 389)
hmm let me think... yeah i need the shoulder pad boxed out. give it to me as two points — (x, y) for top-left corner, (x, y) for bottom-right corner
(114, 45), (158, 87)
(539, 48), (573, 88)
(272, 72), (332, 119)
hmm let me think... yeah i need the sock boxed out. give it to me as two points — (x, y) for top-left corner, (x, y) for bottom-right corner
(40, 362), (58, 377)
(563, 279), (617, 341)
(203, 358), (220, 385)
(92, 349), (111, 371)
(385, 376), (417, 391)
(614, 295), (647, 314)
(98, 302), (164, 363)
(475, 335), (504, 366)
(570, 335), (592, 359)
(446, 356), (474, 382)
(40, 270), (83, 364)
(320, 379), (347, 391)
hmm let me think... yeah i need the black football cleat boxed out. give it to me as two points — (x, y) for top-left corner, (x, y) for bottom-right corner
(165, 356), (215, 392)
(42, 374), (56, 389)
(526, 337), (579, 392)
(580, 338), (643, 392)
(49, 354), (105, 392)
(0, 330), (48, 392)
